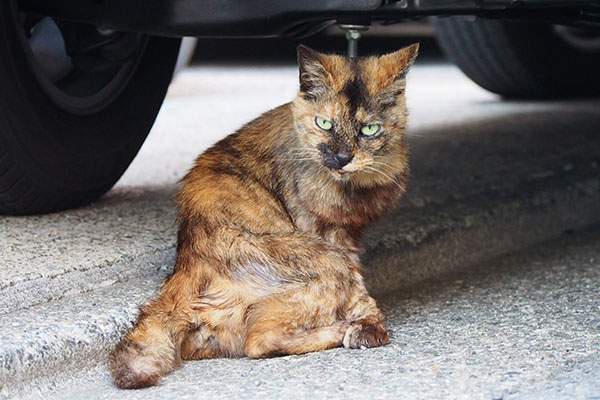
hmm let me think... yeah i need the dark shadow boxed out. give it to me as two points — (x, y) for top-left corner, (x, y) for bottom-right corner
(191, 34), (445, 66)
(357, 100), (600, 296)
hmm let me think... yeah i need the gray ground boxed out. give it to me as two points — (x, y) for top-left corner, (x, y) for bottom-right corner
(1, 52), (600, 399)
(55, 226), (600, 400)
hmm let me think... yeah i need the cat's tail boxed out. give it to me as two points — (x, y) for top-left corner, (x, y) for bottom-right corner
(109, 302), (186, 389)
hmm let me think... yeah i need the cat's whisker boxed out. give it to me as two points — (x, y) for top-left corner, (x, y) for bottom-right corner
(372, 155), (392, 161)
(285, 152), (317, 157)
(370, 161), (405, 177)
(364, 166), (401, 188)
(372, 155), (395, 160)
(364, 166), (403, 190)
(369, 161), (398, 174)
(286, 150), (319, 156)
(285, 150), (319, 157)
(286, 152), (319, 158)
(370, 161), (394, 169)
(288, 147), (319, 153)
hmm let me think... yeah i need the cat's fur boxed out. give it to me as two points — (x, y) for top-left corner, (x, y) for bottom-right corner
(110, 43), (418, 389)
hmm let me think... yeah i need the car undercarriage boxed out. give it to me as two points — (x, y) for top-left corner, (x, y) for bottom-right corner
(15, 0), (600, 38)
(2, 0), (600, 214)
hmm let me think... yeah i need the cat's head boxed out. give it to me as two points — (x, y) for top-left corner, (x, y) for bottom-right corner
(291, 43), (418, 186)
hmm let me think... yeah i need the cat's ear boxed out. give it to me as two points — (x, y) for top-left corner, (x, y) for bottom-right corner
(297, 45), (331, 100)
(379, 43), (420, 82)
(372, 43), (419, 106)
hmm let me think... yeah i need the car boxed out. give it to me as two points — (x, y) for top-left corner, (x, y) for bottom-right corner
(2, 0), (599, 215)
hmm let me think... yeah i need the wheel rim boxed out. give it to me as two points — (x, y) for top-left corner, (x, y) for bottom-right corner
(12, 3), (147, 116)
(552, 25), (600, 53)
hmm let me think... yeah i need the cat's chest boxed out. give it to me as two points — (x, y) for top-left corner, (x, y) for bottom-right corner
(290, 177), (400, 231)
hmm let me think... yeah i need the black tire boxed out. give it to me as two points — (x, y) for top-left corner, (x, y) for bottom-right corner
(432, 17), (600, 98)
(0, 2), (180, 215)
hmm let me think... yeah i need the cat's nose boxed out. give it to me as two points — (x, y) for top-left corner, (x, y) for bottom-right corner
(334, 152), (353, 168)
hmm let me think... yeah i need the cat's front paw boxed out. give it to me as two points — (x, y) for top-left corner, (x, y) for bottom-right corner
(343, 322), (390, 349)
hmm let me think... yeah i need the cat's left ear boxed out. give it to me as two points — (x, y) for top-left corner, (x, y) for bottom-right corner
(297, 45), (331, 100)
(379, 43), (420, 82)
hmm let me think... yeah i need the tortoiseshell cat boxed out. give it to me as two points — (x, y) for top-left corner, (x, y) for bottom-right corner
(110, 43), (419, 389)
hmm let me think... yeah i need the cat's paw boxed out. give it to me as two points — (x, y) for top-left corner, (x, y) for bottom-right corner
(343, 322), (390, 349)
(109, 341), (162, 389)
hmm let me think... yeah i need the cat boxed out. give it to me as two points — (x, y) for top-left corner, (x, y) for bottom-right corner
(109, 43), (419, 389)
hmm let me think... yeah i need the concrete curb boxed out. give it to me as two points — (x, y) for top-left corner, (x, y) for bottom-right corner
(0, 275), (164, 399)
(0, 249), (174, 316)
(0, 185), (178, 316)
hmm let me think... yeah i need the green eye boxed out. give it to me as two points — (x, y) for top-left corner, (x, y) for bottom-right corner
(315, 117), (333, 130)
(361, 124), (381, 136)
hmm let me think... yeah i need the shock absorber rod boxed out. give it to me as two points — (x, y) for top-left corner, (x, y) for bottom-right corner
(338, 24), (370, 58)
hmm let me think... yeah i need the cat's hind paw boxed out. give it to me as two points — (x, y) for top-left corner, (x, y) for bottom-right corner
(109, 341), (162, 389)
(343, 322), (390, 349)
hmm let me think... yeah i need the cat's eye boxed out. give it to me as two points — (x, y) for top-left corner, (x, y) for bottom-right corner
(360, 124), (381, 136)
(315, 117), (333, 130)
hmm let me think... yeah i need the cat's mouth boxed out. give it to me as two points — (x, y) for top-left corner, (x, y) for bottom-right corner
(329, 168), (352, 180)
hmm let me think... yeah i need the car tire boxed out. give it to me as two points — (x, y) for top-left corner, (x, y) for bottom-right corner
(432, 16), (600, 98)
(0, 2), (180, 215)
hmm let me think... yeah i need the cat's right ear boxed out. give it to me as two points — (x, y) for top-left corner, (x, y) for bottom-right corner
(297, 45), (330, 100)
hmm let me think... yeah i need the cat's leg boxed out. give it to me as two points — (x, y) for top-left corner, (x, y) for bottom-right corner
(320, 227), (388, 347)
(245, 321), (350, 358)
(228, 231), (389, 357)
(341, 288), (390, 349)
(243, 286), (349, 358)
(109, 300), (185, 389)
(180, 324), (226, 360)
(109, 269), (201, 389)
(243, 280), (388, 358)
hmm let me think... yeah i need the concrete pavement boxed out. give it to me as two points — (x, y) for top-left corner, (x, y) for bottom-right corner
(50, 225), (600, 400)
(1, 60), (600, 398)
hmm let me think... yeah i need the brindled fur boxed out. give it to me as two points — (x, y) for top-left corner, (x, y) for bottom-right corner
(109, 43), (419, 389)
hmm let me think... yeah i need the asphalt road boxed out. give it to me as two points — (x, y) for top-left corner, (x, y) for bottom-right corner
(2, 37), (600, 399)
